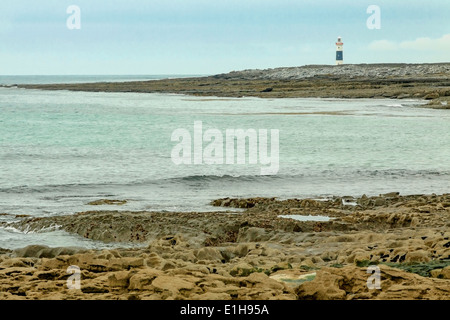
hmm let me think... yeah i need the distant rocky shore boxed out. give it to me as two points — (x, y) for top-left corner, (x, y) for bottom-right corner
(1, 193), (449, 300)
(10, 63), (450, 108)
(216, 63), (450, 81)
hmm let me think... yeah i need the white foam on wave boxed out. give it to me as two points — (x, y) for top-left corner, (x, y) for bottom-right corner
(1, 223), (62, 234)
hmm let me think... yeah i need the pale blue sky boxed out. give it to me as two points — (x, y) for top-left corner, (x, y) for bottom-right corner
(0, 0), (449, 75)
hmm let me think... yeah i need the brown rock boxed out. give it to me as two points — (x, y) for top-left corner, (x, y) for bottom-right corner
(87, 199), (127, 206)
(195, 247), (223, 262)
(151, 275), (196, 293)
(296, 268), (347, 300)
(424, 92), (440, 100)
(237, 227), (270, 242)
(108, 270), (134, 288)
(405, 250), (431, 263)
(246, 272), (285, 291)
(440, 266), (450, 279)
(145, 253), (163, 268)
(191, 292), (231, 300)
(0, 258), (36, 268)
(128, 269), (162, 290)
(296, 265), (450, 300)
(110, 257), (145, 270)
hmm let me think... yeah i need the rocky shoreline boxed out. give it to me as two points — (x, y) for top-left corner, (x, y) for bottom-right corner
(10, 63), (450, 108)
(1, 193), (449, 300)
(2, 65), (450, 299)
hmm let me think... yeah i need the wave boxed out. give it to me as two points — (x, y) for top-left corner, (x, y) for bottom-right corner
(168, 174), (285, 183)
(1, 223), (62, 234)
(0, 169), (448, 194)
(164, 170), (449, 186)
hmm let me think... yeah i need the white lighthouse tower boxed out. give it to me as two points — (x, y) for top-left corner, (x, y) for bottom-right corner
(336, 36), (344, 65)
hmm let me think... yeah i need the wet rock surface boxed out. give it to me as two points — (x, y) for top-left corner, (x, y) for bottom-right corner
(87, 199), (128, 206)
(1, 193), (449, 300)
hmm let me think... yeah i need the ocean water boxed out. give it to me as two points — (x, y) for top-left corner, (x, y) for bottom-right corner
(0, 74), (201, 85)
(1, 77), (449, 249)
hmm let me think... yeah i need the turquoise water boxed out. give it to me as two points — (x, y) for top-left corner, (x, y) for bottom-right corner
(1, 82), (449, 248)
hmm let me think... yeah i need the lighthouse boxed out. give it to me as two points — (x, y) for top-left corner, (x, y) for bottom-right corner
(336, 36), (343, 65)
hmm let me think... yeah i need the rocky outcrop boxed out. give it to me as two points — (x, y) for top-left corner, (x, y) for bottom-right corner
(1, 193), (449, 300)
(296, 265), (450, 300)
(215, 63), (450, 81)
(12, 63), (450, 107)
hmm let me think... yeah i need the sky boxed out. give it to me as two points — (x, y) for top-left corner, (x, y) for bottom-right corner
(0, 0), (449, 75)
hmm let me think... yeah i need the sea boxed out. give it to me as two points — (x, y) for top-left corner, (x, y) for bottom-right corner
(1, 75), (449, 249)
